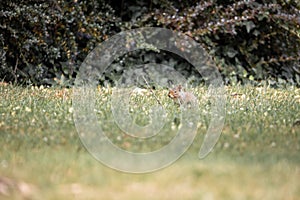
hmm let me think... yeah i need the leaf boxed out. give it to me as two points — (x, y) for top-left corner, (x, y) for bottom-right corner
(226, 48), (238, 58)
(245, 21), (256, 33)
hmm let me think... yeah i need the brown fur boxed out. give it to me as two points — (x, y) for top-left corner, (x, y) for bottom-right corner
(168, 85), (197, 105)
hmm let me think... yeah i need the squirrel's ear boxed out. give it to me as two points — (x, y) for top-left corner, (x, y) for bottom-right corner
(178, 85), (182, 90)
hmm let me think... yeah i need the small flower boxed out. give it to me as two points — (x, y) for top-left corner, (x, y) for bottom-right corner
(270, 142), (276, 148)
(25, 107), (31, 112)
(68, 107), (74, 113)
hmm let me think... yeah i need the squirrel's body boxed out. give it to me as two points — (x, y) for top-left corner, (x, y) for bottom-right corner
(168, 85), (197, 105)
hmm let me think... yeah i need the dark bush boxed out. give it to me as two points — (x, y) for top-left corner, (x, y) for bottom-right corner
(142, 0), (300, 85)
(0, 0), (299, 86)
(0, 0), (120, 85)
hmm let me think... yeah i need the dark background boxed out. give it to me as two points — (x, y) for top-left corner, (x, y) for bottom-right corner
(0, 0), (299, 86)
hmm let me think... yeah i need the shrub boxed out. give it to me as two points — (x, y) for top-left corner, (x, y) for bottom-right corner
(142, 0), (300, 85)
(0, 0), (299, 86)
(0, 0), (120, 85)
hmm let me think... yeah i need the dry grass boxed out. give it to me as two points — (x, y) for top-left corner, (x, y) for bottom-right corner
(0, 84), (299, 199)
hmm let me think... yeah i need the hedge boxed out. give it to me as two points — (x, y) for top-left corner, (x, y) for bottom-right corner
(0, 0), (299, 86)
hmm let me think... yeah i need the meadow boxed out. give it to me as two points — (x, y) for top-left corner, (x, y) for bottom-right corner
(0, 83), (299, 199)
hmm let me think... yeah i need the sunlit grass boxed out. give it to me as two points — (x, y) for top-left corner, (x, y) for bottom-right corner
(0, 84), (299, 199)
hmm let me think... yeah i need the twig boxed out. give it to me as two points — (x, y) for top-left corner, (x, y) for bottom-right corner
(142, 75), (162, 106)
(13, 57), (18, 83)
(230, 93), (243, 96)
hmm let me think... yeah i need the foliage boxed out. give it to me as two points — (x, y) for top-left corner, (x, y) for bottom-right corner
(0, 0), (120, 85)
(141, 0), (300, 85)
(0, 0), (299, 86)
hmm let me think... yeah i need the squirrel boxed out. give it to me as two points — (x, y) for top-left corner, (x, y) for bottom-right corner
(168, 85), (197, 105)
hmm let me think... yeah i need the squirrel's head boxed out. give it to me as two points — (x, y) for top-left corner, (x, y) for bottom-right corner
(168, 85), (182, 99)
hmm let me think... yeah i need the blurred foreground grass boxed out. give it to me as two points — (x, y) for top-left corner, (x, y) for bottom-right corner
(0, 84), (299, 200)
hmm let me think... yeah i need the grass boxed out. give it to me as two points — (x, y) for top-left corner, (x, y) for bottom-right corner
(0, 83), (300, 199)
